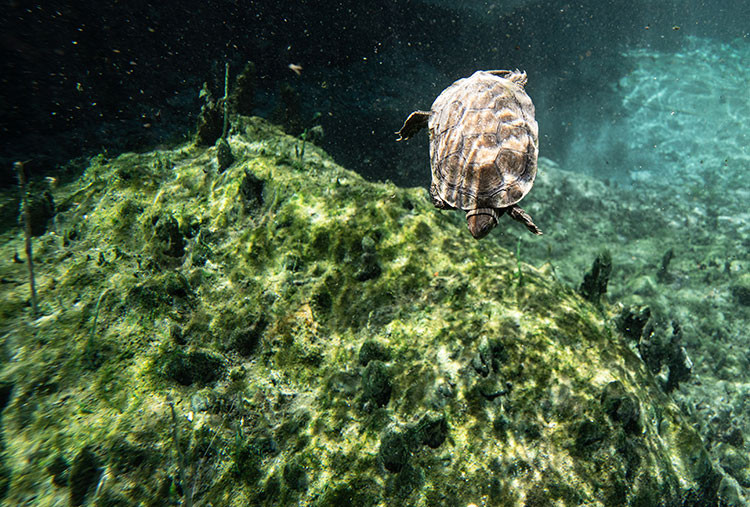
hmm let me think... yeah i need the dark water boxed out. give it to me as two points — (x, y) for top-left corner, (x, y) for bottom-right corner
(1, 0), (748, 188)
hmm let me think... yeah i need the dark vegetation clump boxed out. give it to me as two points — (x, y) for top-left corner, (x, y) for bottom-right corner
(573, 418), (608, 455)
(195, 84), (223, 146)
(46, 455), (69, 487)
(158, 350), (226, 386)
(356, 253), (382, 282)
(225, 317), (268, 356)
(216, 138), (234, 172)
(234, 444), (264, 486)
(69, 446), (101, 506)
(362, 360), (392, 407)
(378, 414), (448, 478)
(638, 320), (692, 393)
(316, 479), (379, 507)
(656, 248), (674, 283)
(107, 437), (155, 476)
(127, 271), (193, 311)
(617, 306), (651, 342)
(271, 83), (304, 136)
(387, 461), (425, 501)
(579, 250), (612, 305)
(414, 412), (448, 449)
(229, 61), (256, 116)
(151, 214), (186, 259)
(358, 341), (391, 366)
(240, 169), (265, 212)
(283, 458), (309, 491)
(730, 274), (750, 306)
(0, 382), (13, 413)
(619, 306), (691, 392)
(600, 381), (642, 435)
(25, 188), (55, 237)
(379, 427), (409, 473)
(472, 337), (508, 376)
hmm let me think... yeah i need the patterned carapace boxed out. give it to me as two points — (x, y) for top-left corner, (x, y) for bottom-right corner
(397, 70), (541, 239)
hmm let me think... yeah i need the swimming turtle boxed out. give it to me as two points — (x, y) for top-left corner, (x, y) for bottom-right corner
(397, 69), (541, 239)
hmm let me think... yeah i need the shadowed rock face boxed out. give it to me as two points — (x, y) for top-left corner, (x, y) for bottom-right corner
(0, 117), (732, 506)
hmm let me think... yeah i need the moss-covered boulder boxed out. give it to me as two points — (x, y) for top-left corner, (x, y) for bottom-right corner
(0, 116), (731, 505)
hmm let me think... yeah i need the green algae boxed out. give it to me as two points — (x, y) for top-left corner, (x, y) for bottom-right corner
(0, 116), (725, 505)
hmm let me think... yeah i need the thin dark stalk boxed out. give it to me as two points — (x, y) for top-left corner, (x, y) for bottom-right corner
(221, 62), (229, 140)
(516, 237), (524, 288)
(15, 161), (37, 316)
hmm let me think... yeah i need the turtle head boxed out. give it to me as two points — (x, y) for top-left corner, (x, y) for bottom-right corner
(466, 208), (501, 239)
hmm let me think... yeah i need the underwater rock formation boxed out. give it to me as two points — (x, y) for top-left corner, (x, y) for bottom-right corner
(0, 116), (736, 505)
(509, 154), (750, 500)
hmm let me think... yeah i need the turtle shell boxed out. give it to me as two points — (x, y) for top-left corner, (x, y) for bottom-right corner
(428, 70), (538, 211)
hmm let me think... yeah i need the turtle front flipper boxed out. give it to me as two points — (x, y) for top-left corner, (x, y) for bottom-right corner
(396, 111), (430, 141)
(508, 205), (542, 235)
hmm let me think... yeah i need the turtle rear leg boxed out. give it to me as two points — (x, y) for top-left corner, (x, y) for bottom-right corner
(396, 111), (430, 141)
(429, 182), (454, 210)
(487, 69), (527, 86)
(508, 205), (542, 235)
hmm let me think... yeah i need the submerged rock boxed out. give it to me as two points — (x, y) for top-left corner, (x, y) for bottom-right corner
(0, 116), (732, 506)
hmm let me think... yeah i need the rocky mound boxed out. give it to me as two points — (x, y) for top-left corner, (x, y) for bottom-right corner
(0, 117), (734, 505)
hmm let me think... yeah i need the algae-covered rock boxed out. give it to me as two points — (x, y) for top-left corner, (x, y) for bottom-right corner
(0, 116), (729, 505)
